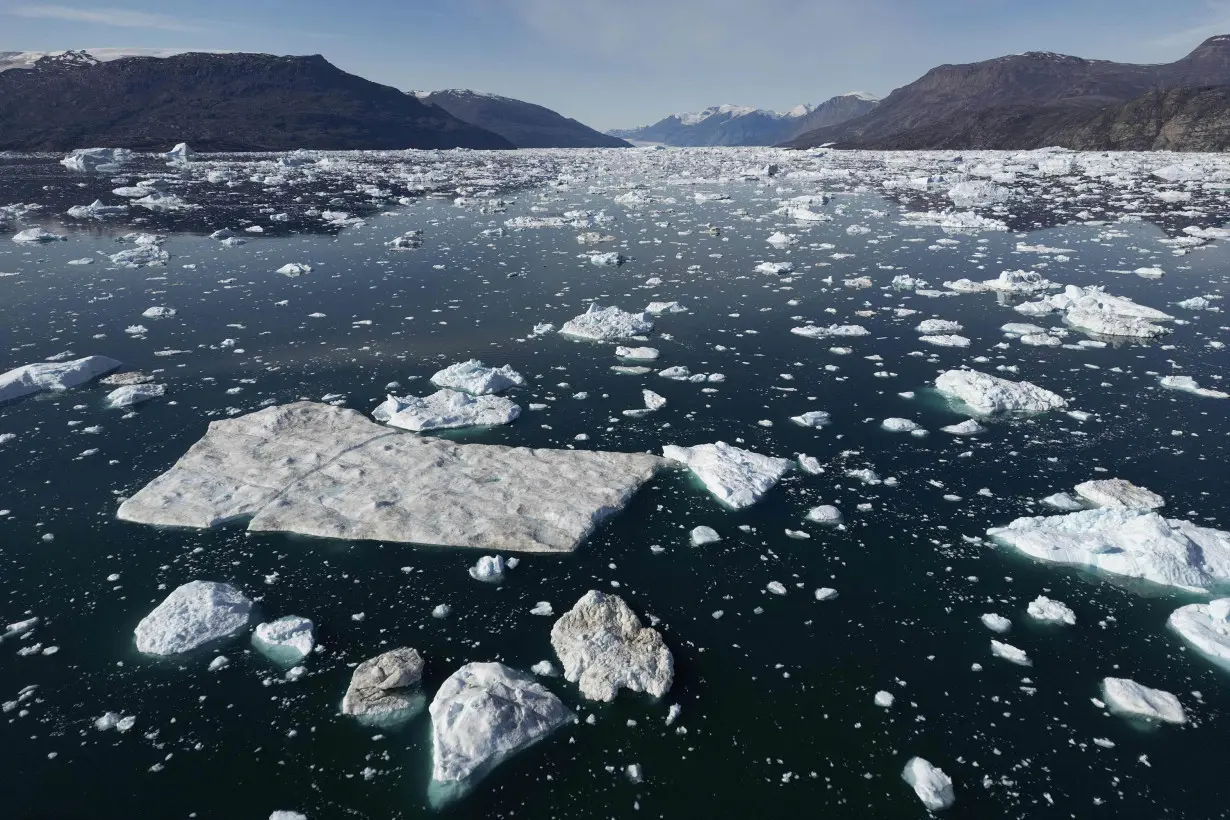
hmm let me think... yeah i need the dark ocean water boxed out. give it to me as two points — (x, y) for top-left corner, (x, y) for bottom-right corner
(1, 151), (1229, 819)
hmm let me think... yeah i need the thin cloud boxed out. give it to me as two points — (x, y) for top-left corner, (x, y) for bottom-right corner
(7, 4), (199, 32)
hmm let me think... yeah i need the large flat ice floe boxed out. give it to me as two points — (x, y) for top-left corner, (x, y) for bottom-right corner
(133, 580), (253, 655)
(117, 402), (664, 553)
(429, 662), (574, 790)
(662, 441), (792, 509)
(559, 303), (654, 342)
(934, 370), (1067, 415)
(550, 591), (673, 702)
(0, 356), (121, 403)
(988, 508), (1230, 592)
(1168, 599), (1230, 668)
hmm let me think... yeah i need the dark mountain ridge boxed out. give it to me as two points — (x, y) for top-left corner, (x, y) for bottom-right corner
(786, 36), (1230, 150)
(416, 89), (629, 148)
(0, 51), (514, 152)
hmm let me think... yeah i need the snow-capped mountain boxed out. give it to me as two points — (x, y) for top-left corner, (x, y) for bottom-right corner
(414, 88), (629, 148)
(0, 48), (223, 73)
(608, 93), (879, 146)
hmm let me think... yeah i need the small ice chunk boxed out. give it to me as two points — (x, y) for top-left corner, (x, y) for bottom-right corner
(806, 505), (843, 524)
(981, 614), (1011, 634)
(874, 690), (895, 707)
(990, 639), (1031, 666)
(469, 556), (506, 583)
(251, 616), (315, 665)
(690, 526), (721, 546)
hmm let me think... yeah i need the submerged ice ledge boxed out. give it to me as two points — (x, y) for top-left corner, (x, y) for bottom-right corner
(117, 402), (664, 553)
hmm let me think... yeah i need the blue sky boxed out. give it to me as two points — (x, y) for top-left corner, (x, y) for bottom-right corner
(3, 0), (1230, 129)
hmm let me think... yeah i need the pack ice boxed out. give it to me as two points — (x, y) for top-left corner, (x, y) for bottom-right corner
(559, 303), (654, 342)
(0, 356), (121, 403)
(550, 591), (674, 701)
(117, 402), (663, 553)
(662, 442), (792, 509)
(429, 662), (574, 788)
(934, 370), (1067, 415)
(133, 580), (253, 655)
(988, 508), (1230, 592)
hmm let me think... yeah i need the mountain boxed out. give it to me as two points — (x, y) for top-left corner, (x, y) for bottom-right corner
(609, 94), (878, 146)
(785, 36), (1230, 150)
(0, 51), (513, 152)
(0, 48), (214, 73)
(415, 89), (630, 148)
(871, 85), (1230, 152)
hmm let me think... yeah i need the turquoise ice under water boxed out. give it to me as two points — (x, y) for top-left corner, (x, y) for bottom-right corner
(1, 149), (1229, 818)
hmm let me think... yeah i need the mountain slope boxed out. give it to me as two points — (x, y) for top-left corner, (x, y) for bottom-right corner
(864, 85), (1230, 151)
(416, 89), (629, 148)
(785, 36), (1230, 150)
(609, 94), (877, 147)
(0, 51), (514, 152)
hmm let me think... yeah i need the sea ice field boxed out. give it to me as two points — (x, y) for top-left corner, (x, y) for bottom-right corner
(2, 145), (1230, 818)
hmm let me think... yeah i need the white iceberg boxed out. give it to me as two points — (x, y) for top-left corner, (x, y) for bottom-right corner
(12, 227), (64, 243)
(902, 757), (955, 812)
(60, 147), (132, 171)
(1168, 599), (1230, 668)
(559, 303), (653, 342)
(934, 370), (1066, 415)
(133, 580), (253, 656)
(429, 662), (574, 789)
(616, 346), (659, 361)
(990, 639), (1031, 666)
(1027, 596), (1075, 625)
(0, 356), (121, 403)
(469, 555), (505, 583)
(791, 410), (832, 428)
(690, 525), (720, 546)
(988, 508), (1230, 592)
(790, 324), (870, 340)
(373, 390), (520, 431)
(66, 199), (128, 219)
(252, 616), (315, 666)
(1101, 677), (1185, 724)
(1074, 479), (1164, 511)
(430, 360), (524, 395)
(1160, 376), (1228, 399)
(106, 383), (166, 408)
(663, 442), (792, 509)
(550, 590), (673, 701)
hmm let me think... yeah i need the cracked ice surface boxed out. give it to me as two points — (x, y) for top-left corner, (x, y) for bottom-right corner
(117, 402), (664, 553)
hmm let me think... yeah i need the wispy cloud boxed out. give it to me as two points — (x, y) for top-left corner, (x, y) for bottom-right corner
(7, 4), (199, 32)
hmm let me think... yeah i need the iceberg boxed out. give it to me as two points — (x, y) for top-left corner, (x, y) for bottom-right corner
(66, 200), (128, 219)
(12, 228), (64, 243)
(790, 324), (869, 340)
(429, 662), (574, 790)
(988, 508), (1230, 592)
(60, 147), (133, 171)
(252, 616), (315, 666)
(373, 390), (520, 431)
(690, 525), (721, 545)
(662, 441), (792, 509)
(133, 580), (253, 656)
(1168, 599), (1230, 668)
(0, 356), (121, 403)
(117, 402), (663, 553)
(1101, 677), (1186, 724)
(559, 303), (654, 342)
(550, 591), (673, 701)
(902, 757), (955, 812)
(106, 383), (166, 408)
(934, 370), (1066, 415)
(430, 360), (524, 395)
(1073, 479), (1164, 510)
(1027, 596), (1075, 625)
(165, 142), (196, 164)
(342, 647), (424, 721)
(1160, 376), (1228, 399)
